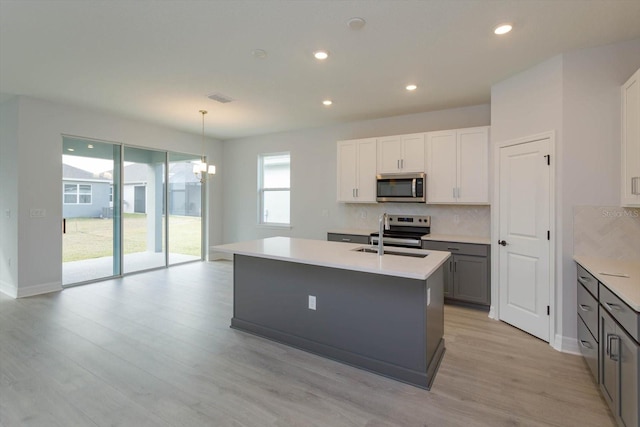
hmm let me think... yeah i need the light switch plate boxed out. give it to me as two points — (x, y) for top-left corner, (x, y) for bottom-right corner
(308, 295), (316, 310)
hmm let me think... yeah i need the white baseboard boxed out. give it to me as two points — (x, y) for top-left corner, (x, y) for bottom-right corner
(209, 251), (233, 261)
(488, 305), (497, 320)
(0, 280), (17, 298)
(552, 333), (581, 355)
(16, 281), (62, 298)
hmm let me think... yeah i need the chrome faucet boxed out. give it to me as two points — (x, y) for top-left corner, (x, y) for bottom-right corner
(378, 213), (390, 255)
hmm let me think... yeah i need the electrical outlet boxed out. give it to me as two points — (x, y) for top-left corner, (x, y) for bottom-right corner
(453, 214), (460, 224)
(360, 210), (367, 219)
(427, 288), (431, 306)
(308, 295), (316, 310)
(30, 208), (46, 218)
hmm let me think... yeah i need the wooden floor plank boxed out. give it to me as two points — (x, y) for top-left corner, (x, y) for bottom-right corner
(0, 261), (614, 427)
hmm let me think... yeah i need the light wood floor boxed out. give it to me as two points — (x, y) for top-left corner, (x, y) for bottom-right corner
(0, 261), (614, 427)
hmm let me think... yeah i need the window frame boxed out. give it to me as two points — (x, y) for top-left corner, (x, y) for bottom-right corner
(258, 152), (291, 226)
(63, 183), (92, 205)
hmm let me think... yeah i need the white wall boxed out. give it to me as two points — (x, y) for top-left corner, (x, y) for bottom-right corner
(220, 104), (491, 247)
(0, 96), (19, 297)
(1, 96), (224, 298)
(491, 38), (640, 350)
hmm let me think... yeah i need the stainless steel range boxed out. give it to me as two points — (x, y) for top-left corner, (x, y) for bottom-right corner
(370, 214), (430, 248)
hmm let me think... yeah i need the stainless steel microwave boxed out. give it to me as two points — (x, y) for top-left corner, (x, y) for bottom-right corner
(376, 172), (426, 202)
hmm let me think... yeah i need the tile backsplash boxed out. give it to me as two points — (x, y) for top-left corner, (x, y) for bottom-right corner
(339, 203), (491, 237)
(573, 206), (640, 260)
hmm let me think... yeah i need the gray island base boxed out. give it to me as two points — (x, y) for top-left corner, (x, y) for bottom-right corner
(231, 254), (446, 389)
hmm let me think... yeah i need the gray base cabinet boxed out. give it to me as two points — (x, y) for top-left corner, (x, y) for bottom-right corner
(577, 265), (599, 383)
(327, 232), (370, 244)
(599, 283), (639, 427)
(422, 240), (490, 306)
(577, 262), (639, 427)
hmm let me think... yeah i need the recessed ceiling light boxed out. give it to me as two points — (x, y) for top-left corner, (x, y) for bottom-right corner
(406, 84), (418, 91)
(314, 50), (329, 60)
(494, 24), (513, 35)
(322, 100), (333, 106)
(252, 49), (267, 59)
(87, 144), (94, 149)
(347, 17), (366, 30)
(67, 148), (74, 152)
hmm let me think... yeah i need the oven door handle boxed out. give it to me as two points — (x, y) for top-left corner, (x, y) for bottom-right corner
(371, 236), (422, 248)
(412, 178), (416, 198)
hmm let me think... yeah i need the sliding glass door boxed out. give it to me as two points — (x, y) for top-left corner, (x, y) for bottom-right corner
(63, 140), (205, 286)
(122, 147), (167, 274)
(168, 153), (203, 265)
(62, 137), (121, 285)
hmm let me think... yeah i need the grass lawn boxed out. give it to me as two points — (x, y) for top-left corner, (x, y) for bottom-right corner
(63, 213), (201, 262)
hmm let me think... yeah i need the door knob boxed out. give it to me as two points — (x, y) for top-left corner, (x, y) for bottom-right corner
(498, 240), (507, 246)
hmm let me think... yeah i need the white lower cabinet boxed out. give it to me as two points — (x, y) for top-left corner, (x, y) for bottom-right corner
(337, 138), (377, 203)
(426, 126), (489, 204)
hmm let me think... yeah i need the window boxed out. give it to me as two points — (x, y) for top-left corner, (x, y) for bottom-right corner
(259, 153), (290, 225)
(63, 183), (92, 204)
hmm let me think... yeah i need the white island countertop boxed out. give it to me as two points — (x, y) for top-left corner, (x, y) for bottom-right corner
(574, 255), (640, 311)
(212, 237), (451, 281)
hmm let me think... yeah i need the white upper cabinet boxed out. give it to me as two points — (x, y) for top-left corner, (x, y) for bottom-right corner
(622, 68), (640, 207)
(337, 138), (377, 203)
(377, 133), (425, 173)
(426, 126), (489, 204)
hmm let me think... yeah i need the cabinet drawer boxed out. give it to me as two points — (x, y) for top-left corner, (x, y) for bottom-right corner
(421, 240), (488, 256)
(327, 233), (370, 244)
(577, 264), (598, 298)
(600, 283), (639, 343)
(577, 283), (599, 340)
(577, 316), (598, 384)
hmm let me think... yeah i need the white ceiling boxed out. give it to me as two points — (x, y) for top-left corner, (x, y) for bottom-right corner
(1, 1), (640, 140)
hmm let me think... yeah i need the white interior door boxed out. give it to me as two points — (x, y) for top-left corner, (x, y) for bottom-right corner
(498, 138), (551, 341)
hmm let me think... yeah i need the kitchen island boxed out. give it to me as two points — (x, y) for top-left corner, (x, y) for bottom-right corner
(213, 237), (450, 389)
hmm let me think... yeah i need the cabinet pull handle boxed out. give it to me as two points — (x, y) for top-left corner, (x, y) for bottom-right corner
(453, 188), (456, 198)
(579, 340), (593, 349)
(604, 302), (622, 312)
(356, 188), (358, 197)
(454, 261), (457, 272)
(401, 159), (404, 169)
(632, 176), (640, 195)
(341, 238), (351, 242)
(447, 247), (460, 251)
(578, 304), (591, 312)
(577, 276), (590, 285)
(608, 335), (620, 361)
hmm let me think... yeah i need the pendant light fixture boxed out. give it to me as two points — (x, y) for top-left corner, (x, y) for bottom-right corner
(193, 109), (216, 183)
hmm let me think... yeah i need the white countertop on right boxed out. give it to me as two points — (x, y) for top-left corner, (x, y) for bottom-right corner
(422, 234), (491, 245)
(574, 255), (640, 312)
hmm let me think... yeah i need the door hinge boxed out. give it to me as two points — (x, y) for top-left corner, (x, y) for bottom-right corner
(547, 306), (550, 316)
(544, 154), (550, 165)
(547, 230), (550, 240)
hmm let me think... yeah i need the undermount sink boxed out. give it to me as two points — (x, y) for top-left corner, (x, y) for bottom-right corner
(352, 247), (428, 258)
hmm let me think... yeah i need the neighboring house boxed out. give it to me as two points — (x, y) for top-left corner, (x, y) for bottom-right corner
(62, 164), (112, 219)
(63, 163), (202, 218)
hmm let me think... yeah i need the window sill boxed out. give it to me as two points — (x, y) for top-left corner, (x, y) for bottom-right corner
(257, 223), (292, 230)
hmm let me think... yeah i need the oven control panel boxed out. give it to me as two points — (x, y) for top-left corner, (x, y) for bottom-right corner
(387, 215), (431, 227)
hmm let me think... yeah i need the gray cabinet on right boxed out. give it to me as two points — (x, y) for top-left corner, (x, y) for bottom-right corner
(421, 240), (490, 307)
(599, 283), (639, 427)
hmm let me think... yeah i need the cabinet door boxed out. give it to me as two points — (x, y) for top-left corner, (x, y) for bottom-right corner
(427, 131), (457, 203)
(600, 310), (618, 412)
(356, 139), (378, 202)
(622, 68), (640, 207)
(401, 133), (425, 172)
(457, 127), (489, 204)
(443, 258), (453, 298)
(377, 136), (403, 173)
(452, 254), (489, 305)
(619, 327), (639, 427)
(337, 141), (357, 202)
